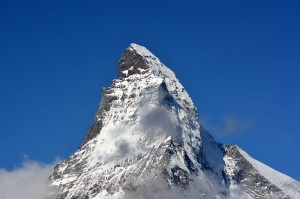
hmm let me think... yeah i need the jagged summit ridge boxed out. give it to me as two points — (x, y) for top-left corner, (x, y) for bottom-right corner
(50, 44), (300, 199)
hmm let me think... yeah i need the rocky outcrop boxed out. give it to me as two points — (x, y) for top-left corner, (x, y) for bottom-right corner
(118, 46), (150, 79)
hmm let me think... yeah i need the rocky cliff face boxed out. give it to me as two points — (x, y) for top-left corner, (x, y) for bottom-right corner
(50, 44), (300, 199)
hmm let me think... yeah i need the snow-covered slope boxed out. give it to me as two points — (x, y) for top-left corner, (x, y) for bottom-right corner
(224, 144), (300, 199)
(238, 147), (300, 198)
(50, 44), (300, 199)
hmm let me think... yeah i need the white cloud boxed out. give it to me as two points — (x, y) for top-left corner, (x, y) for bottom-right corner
(222, 115), (254, 136)
(139, 107), (178, 138)
(0, 159), (58, 199)
(97, 175), (250, 199)
(200, 114), (255, 137)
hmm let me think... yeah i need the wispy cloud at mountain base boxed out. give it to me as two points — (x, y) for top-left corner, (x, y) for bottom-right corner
(0, 159), (58, 199)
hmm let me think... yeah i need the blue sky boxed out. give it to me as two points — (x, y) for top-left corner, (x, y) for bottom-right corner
(0, 0), (299, 181)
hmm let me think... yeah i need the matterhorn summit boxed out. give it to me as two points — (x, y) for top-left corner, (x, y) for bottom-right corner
(50, 44), (300, 199)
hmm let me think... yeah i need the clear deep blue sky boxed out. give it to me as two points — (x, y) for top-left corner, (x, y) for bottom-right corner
(1, 0), (299, 180)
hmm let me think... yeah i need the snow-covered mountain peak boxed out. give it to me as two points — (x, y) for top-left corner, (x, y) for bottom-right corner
(50, 44), (300, 199)
(80, 44), (198, 148)
(119, 43), (197, 118)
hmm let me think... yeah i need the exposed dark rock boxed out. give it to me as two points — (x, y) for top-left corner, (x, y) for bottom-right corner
(118, 45), (150, 79)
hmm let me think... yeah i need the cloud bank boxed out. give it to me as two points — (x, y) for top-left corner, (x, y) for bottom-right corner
(98, 176), (251, 199)
(0, 159), (58, 199)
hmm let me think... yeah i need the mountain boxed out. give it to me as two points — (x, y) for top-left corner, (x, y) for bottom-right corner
(50, 44), (300, 199)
